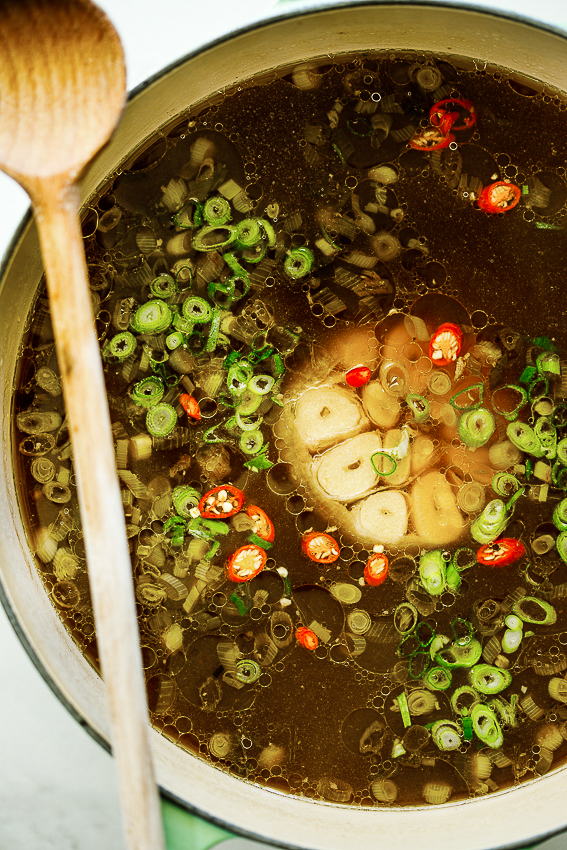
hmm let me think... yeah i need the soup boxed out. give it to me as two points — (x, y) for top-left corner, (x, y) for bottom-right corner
(13, 50), (567, 807)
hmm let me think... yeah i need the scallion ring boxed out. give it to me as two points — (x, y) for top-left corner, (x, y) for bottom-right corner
(491, 472), (521, 497)
(248, 374), (275, 395)
(284, 247), (315, 280)
(491, 384), (527, 421)
(506, 420), (545, 457)
(450, 383), (484, 412)
(235, 411), (264, 431)
(149, 274), (177, 298)
(166, 331), (185, 350)
(406, 393), (430, 423)
(182, 296), (213, 324)
(239, 429), (264, 455)
(236, 218), (262, 249)
(192, 224), (237, 252)
(130, 299), (172, 334)
(203, 195), (232, 226)
(534, 416), (557, 459)
(173, 198), (203, 229)
(131, 376), (165, 408)
(107, 331), (136, 361)
(146, 403), (178, 438)
(172, 485), (201, 518)
(259, 218), (276, 248)
(371, 451), (397, 476)
(458, 407), (495, 448)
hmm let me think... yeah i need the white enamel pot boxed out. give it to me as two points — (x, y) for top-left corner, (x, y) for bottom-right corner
(2, 3), (567, 848)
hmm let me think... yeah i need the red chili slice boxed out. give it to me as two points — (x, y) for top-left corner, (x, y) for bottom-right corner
(246, 505), (275, 542)
(199, 485), (245, 519)
(364, 552), (389, 586)
(430, 98), (476, 132)
(429, 322), (463, 366)
(477, 181), (521, 214)
(296, 626), (319, 650)
(477, 538), (525, 567)
(179, 393), (201, 420)
(346, 365), (372, 388)
(227, 544), (267, 582)
(409, 126), (454, 151)
(302, 531), (340, 563)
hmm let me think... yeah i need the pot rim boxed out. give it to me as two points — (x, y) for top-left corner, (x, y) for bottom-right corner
(3, 3), (567, 848)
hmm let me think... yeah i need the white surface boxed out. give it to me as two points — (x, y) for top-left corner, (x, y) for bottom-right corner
(2, 1), (567, 849)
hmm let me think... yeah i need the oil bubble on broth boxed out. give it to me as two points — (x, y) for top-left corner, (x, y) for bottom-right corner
(13, 51), (567, 808)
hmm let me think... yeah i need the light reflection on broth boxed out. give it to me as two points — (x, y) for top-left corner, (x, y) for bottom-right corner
(13, 51), (567, 807)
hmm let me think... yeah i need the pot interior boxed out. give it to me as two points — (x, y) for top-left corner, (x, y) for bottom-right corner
(4, 4), (567, 849)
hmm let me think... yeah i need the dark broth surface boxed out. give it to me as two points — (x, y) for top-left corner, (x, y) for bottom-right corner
(13, 51), (567, 807)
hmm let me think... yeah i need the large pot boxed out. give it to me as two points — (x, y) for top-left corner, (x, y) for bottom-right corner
(2, 3), (567, 848)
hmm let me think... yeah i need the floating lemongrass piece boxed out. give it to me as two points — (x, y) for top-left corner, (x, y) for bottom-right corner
(537, 722), (565, 751)
(314, 432), (383, 502)
(129, 434), (152, 463)
(362, 380), (402, 429)
(354, 490), (408, 544)
(520, 695), (546, 721)
(407, 689), (437, 716)
(412, 471), (465, 546)
(295, 386), (369, 452)
(372, 230), (402, 262)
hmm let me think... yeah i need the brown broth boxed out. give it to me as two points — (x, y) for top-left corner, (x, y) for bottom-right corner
(13, 51), (567, 808)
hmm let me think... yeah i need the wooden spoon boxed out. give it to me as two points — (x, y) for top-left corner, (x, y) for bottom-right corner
(0, 2), (165, 848)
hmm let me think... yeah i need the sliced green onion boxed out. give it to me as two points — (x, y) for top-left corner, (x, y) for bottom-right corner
(470, 499), (508, 544)
(107, 331), (137, 361)
(259, 218), (276, 248)
(431, 720), (462, 752)
(371, 451), (397, 476)
(397, 692), (412, 728)
(166, 331), (185, 350)
(393, 602), (418, 635)
(553, 404), (567, 428)
(501, 628), (523, 653)
(408, 650), (431, 679)
(488, 694), (518, 728)
(236, 389), (264, 416)
(248, 374), (275, 395)
(284, 246), (314, 280)
(205, 308), (222, 353)
(236, 658), (261, 683)
(173, 198), (203, 229)
(203, 424), (229, 444)
(423, 666), (452, 691)
(146, 403), (177, 437)
(192, 224), (237, 252)
(445, 562), (461, 593)
(450, 383), (484, 412)
(236, 218), (262, 249)
(450, 685), (481, 715)
(203, 196), (232, 226)
(223, 252), (248, 276)
(451, 617), (474, 646)
(132, 376), (164, 408)
(435, 639), (482, 669)
(239, 429), (264, 455)
(534, 416), (557, 459)
(553, 498), (567, 531)
(149, 274), (177, 298)
(172, 485), (201, 518)
(182, 296), (213, 324)
(470, 704), (503, 748)
(468, 664), (512, 695)
(536, 350), (561, 376)
(557, 438), (567, 466)
(458, 407), (495, 448)
(244, 452), (274, 472)
(511, 595), (557, 625)
(492, 472), (521, 497)
(491, 384), (527, 421)
(130, 299), (172, 334)
(528, 375), (549, 402)
(406, 393), (430, 423)
(452, 547), (477, 572)
(235, 411), (264, 432)
(419, 550), (447, 596)
(172, 313), (195, 334)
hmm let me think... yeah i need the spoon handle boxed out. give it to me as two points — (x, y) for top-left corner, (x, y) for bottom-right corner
(33, 180), (166, 850)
